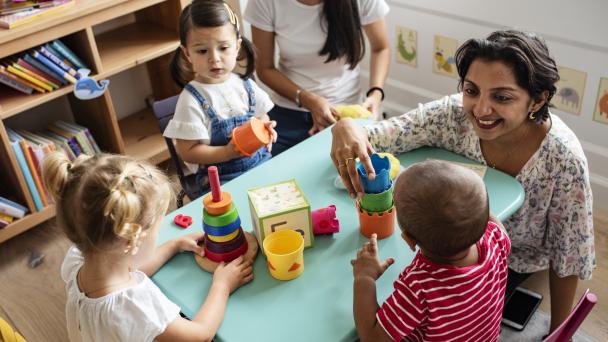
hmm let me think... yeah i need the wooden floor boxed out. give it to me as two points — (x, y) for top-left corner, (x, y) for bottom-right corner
(0, 202), (606, 341)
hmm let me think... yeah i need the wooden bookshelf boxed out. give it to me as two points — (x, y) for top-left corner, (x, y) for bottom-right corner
(119, 108), (170, 164)
(0, 0), (185, 243)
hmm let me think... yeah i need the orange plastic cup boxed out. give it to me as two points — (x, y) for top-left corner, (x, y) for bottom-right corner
(231, 117), (271, 156)
(356, 201), (395, 239)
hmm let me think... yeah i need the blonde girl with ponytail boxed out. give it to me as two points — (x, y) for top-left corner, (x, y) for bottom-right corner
(43, 152), (253, 342)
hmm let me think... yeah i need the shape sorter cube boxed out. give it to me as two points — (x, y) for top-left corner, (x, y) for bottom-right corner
(247, 179), (313, 248)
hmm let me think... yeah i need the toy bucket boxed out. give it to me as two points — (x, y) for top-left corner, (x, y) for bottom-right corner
(360, 186), (394, 213)
(357, 153), (391, 194)
(263, 230), (304, 281)
(356, 201), (395, 239)
(231, 117), (271, 156)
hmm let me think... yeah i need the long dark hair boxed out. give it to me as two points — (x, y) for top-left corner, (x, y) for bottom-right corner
(319, 0), (365, 69)
(170, 0), (255, 87)
(455, 30), (559, 123)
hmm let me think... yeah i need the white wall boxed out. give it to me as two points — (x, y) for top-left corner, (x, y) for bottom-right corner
(357, 0), (608, 208)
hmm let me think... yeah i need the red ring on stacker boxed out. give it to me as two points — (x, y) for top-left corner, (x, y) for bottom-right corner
(204, 228), (246, 254)
(204, 239), (249, 263)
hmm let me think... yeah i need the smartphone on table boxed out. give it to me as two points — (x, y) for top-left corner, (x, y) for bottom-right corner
(501, 286), (543, 331)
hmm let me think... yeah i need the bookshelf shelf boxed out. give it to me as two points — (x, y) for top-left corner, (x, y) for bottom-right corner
(0, 0), (184, 244)
(0, 205), (55, 244)
(119, 108), (169, 165)
(96, 22), (180, 78)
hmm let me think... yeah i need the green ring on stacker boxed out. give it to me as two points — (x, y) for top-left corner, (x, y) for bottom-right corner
(203, 204), (239, 228)
(360, 186), (394, 213)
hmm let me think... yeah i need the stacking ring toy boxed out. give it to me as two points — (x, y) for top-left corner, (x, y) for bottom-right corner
(207, 228), (240, 243)
(204, 228), (246, 254)
(203, 216), (240, 236)
(203, 204), (239, 227)
(203, 191), (232, 215)
(204, 238), (249, 262)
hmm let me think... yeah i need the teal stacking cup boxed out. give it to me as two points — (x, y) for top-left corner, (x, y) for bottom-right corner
(360, 185), (394, 212)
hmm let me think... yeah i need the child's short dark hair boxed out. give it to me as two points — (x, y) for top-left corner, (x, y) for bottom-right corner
(393, 160), (489, 257)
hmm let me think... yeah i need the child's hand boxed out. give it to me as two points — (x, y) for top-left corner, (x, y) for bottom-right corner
(213, 256), (254, 293)
(264, 120), (278, 152)
(174, 232), (205, 257)
(351, 234), (394, 281)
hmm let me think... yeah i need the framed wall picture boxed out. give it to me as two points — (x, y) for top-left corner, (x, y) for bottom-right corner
(593, 77), (608, 125)
(396, 26), (417, 67)
(554, 66), (587, 115)
(432, 35), (458, 78)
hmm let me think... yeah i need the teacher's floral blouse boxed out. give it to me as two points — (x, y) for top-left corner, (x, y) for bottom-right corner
(366, 94), (595, 279)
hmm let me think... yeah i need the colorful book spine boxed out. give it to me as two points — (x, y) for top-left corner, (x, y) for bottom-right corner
(16, 59), (60, 88)
(44, 43), (73, 68)
(23, 54), (67, 85)
(0, 65), (44, 93)
(39, 46), (80, 79)
(0, 68), (33, 94)
(11, 62), (58, 90)
(0, 196), (27, 219)
(4, 64), (49, 92)
(39, 131), (76, 161)
(31, 51), (76, 84)
(45, 128), (81, 156)
(20, 139), (48, 207)
(58, 121), (101, 153)
(50, 39), (86, 70)
(55, 121), (94, 155)
(0, 213), (14, 223)
(6, 129), (43, 211)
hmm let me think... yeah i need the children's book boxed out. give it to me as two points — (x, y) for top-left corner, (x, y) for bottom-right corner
(23, 53), (67, 85)
(64, 121), (100, 153)
(39, 131), (75, 161)
(18, 58), (61, 86)
(0, 65), (44, 92)
(39, 46), (79, 79)
(44, 128), (81, 156)
(5, 63), (52, 91)
(0, 0), (75, 29)
(54, 120), (96, 155)
(19, 139), (48, 206)
(50, 39), (86, 70)
(0, 66), (33, 93)
(6, 128), (43, 211)
(0, 213), (14, 223)
(13, 60), (59, 89)
(43, 43), (73, 68)
(0, 196), (28, 218)
(31, 50), (76, 84)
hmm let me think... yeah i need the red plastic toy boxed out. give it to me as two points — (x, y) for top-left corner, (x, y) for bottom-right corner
(174, 214), (192, 228)
(312, 205), (340, 235)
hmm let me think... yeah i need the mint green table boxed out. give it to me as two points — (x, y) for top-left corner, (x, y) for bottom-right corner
(152, 126), (524, 342)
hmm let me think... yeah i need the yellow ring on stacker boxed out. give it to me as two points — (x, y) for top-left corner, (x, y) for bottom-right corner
(207, 228), (240, 243)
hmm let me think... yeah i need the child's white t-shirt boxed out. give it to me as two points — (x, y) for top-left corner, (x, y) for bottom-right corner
(163, 74), (274, 173)
(61, 246), (180, 342)
(244, 0), (389, 111)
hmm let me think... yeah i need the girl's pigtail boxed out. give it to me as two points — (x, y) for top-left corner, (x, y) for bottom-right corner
(238, 37), (256, 80)
(170, 47), (194, 88)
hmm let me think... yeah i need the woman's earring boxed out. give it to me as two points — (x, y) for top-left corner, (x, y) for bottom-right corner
(528, 111), (537, 120)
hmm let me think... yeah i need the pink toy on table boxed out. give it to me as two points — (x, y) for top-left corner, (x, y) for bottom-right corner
(312, 205), (340, 235)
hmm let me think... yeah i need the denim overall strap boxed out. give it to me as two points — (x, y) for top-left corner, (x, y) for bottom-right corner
(199, 78), (269, 181)
(184, 84), (218, 120)
(243, 78), (256, 116)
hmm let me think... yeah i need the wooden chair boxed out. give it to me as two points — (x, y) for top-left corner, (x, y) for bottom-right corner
(152, 95), (206, 207)
(543, 288), (597, 342)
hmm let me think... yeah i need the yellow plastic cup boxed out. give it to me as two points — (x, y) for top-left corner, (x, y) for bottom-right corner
(262, 229), (305, 281)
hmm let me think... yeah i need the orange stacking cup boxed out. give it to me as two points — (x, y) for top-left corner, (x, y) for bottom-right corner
(356, 200), (395, 239)
(231, 117), (271, 156)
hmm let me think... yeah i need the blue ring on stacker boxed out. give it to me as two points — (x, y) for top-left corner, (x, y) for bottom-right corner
(203, 216), (241, 236)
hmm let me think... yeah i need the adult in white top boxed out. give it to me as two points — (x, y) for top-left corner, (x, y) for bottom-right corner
(330, 30), (595, 336)
(245, 0), (390, 155)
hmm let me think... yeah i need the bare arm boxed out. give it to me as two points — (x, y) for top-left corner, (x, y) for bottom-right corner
(361, 18), (390, 118)
(251, 26), (337, 132)
(549, 268), (578, 332)
(354, 276), (394, 342)
(139, 232), (204, 276)
(175, 139), (241, 165)
(156, 257), (254, 342)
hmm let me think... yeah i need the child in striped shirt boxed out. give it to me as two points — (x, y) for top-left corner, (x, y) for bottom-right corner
(352, 159), (511, 342)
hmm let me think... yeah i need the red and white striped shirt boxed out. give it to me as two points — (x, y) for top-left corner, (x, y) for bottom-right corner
(377, 221), (511, 342)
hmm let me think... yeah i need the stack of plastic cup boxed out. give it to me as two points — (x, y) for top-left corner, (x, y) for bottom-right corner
(356, 154), (395, 239)
(201, 166), (249, 262)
